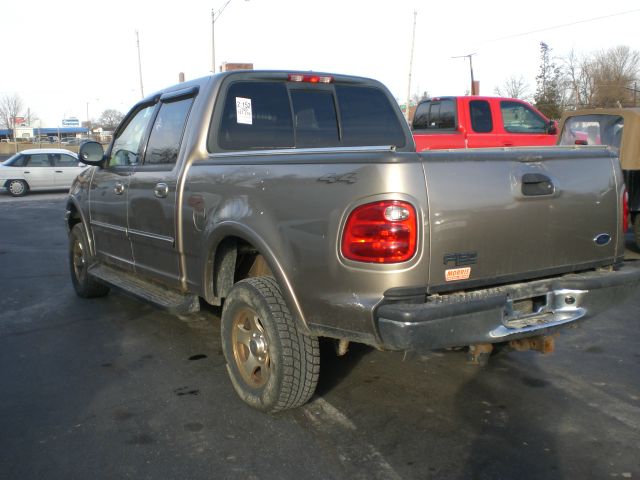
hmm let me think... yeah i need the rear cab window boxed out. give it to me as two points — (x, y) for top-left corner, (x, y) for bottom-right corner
(560, 114), (624, 147)
(412, 99), (457, 130)
(209, 77), (406, 151)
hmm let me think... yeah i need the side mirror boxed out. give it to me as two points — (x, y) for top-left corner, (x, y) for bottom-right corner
(78, 141), (106, 166)
(547, 120), (558, 135)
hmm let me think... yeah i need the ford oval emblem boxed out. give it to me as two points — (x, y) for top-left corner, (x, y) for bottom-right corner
(593, 233), (612, 246)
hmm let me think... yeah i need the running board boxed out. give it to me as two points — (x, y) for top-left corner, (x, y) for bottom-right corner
(88, 264), (200, 314)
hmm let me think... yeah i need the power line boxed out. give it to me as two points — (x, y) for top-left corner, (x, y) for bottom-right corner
(488, 9), (640, 43)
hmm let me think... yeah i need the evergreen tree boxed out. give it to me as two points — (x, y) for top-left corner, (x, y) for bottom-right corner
(534, 42), (563, 119)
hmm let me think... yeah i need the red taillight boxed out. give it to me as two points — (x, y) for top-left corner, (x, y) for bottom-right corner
(288, 74), (333, 84)
(341, 201), (417, 263)
(623, 187), (629, 232)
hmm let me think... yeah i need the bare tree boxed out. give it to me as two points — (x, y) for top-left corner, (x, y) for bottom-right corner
(561, 45), (639, 108)
(0, 94), (25, 140)
(592, 45), (639, 107)
(410, 90), (430, 105)
(98, 109), (124, 131)
(494, 75), (531, 100)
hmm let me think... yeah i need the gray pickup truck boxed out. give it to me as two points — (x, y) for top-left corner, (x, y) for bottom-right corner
(67, 70), (640, 413)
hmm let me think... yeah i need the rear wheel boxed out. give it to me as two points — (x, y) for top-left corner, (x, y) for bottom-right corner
(7, 179), (28, 197)
(69, 223), (109, 298)
(221, 276), (320, 413)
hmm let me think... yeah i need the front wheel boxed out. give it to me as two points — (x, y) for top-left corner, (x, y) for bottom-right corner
(7, 179), (28, 197)
(69, 223), (109, 298)
(221, 276), (320, 413)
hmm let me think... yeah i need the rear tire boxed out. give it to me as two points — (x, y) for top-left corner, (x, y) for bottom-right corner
(7, 179), (28, 197)
(69, 223), (109, 298)
(221, 276), (320, 413)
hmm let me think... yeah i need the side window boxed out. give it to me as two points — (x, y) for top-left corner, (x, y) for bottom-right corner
(469, 100), (493, 133)
(26, 154), (51, 167)
(413, 100), (456, 130)
(335, 85), (406, 147)
(108, 104), (155, 167)
(52, 154), (78, 166)
(143, 97), (193, 165)
(500, 101), (546, 133)
(215, 82), (294, 150)
(290, 90), (339, 148)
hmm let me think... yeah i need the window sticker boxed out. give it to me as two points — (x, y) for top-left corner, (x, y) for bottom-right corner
(236, 97), (252, 125)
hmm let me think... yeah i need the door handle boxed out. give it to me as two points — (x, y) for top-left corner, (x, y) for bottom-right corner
(55, 170), (63, 173)
(154, 183), (169, 198)
(114, 181), (125, 195)
(522, 173), (555, 196)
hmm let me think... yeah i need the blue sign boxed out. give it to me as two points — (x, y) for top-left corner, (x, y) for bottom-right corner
(61, 118), (80, 127)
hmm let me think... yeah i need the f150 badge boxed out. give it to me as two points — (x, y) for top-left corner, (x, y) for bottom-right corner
(443, 251), (476, 281)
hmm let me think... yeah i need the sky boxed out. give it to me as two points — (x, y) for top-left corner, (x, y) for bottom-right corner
(1, 0), (640, 126)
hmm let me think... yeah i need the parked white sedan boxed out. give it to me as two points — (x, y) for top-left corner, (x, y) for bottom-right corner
(0, 149), (88, 197)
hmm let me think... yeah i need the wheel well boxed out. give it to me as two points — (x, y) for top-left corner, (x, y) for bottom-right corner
(5, 178), (29, 189)
(209, 237), (273, 306)
(66, 203), (82, 231)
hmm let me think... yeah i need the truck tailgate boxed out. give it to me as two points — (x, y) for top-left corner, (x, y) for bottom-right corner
(420, 147), (622, 293)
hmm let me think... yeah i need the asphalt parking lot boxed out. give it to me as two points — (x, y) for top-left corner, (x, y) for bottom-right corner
(1, 192), (639, 480)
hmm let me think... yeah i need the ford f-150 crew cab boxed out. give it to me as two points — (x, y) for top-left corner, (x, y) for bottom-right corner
(412, 96), (558, 151)
(67, 70), (640, 413)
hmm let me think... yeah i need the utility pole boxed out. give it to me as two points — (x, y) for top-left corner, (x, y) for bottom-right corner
(136, 30), (145, 98)
(211, 8), (216, 72)
(453, 53), (477, 95)
(212, 0), (240, 73)
(405, 10), (417, 121)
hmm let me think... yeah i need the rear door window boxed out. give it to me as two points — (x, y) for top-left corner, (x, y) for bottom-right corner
(469, 100), (493, 133)
(51, 154), (78, 166)
(26, 154), (52, 167)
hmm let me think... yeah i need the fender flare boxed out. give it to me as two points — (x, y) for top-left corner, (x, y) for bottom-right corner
(65, 195), (95, 257)
(202, 221), (310, 334)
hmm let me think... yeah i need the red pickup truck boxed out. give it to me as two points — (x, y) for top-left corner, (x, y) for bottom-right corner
(412, 96), (558, 151)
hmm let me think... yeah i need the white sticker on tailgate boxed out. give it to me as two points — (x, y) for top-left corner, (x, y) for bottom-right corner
(236, 97), (252, 125)
(445, 267), (471, 282)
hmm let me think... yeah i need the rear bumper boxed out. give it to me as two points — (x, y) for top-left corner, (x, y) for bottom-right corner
(376, 262), (640, 351)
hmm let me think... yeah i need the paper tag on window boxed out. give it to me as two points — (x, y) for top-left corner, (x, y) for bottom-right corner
(236, 97), (252, 125)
